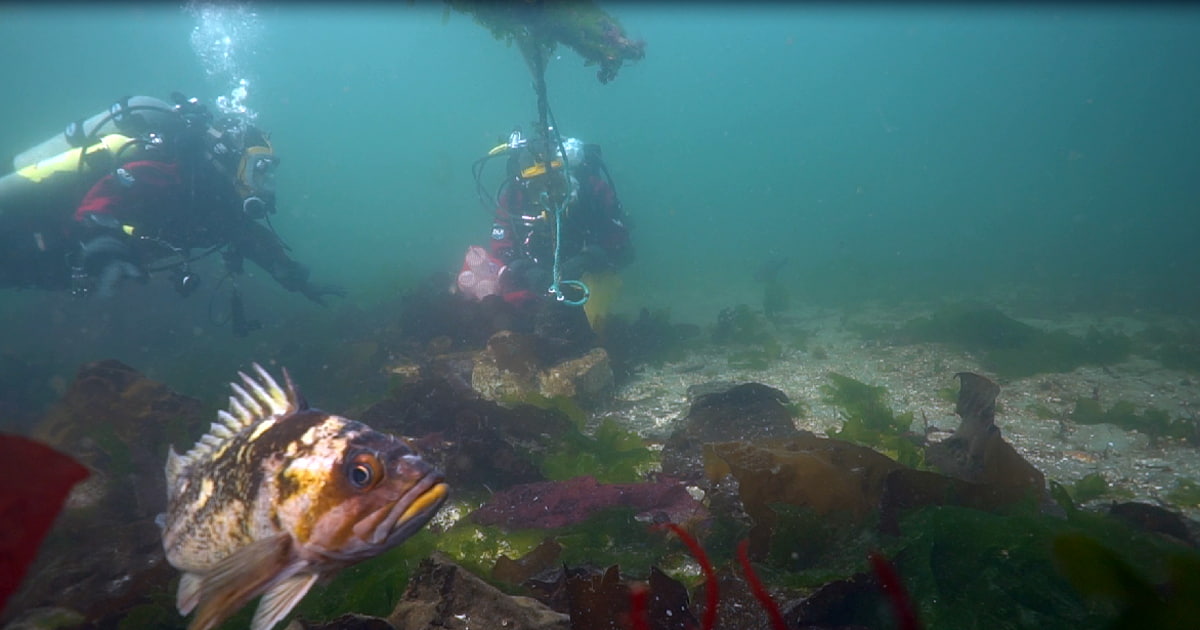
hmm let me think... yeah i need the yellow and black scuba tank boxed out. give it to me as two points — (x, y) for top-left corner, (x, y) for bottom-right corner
(11, 95), (176, 170)
(0, 96), (178, 220)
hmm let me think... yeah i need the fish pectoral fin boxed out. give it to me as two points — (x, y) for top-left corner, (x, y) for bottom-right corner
(176, 572), (203, 615)
(189, 534), (295, 630)
(251, 573), (319, 630)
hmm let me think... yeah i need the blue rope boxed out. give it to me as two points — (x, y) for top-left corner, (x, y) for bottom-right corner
(546, 193), (589, 306)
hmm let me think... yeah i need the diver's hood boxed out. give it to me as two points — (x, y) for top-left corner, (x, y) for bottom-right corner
(204, 119), (279, 217)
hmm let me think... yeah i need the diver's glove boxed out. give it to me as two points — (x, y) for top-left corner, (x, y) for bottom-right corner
(268, 260), (342, 305)
(299, 282), (346, 306)
(78, 234), (146, 298)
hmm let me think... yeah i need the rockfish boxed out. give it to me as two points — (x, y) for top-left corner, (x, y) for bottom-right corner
(159, 364), (448, 630)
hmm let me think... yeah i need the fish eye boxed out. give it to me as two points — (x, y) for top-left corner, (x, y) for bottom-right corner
(350, 464), (372, 487)
(347, 453), (381, 490)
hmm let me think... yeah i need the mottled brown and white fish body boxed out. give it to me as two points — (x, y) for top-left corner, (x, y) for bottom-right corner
(160, 364), (448, 630)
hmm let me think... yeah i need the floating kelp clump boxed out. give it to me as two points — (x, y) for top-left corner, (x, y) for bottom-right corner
(893, 305), (1132, 379)
(448, 0), (645, 84)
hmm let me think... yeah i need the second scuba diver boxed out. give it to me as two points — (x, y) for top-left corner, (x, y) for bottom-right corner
(450, 128), (634, 360)
(461, 129), (632, 306)
(0, 93), (344, 316)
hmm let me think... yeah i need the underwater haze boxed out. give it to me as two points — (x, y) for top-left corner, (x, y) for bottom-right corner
(0, 1), (1198, 400)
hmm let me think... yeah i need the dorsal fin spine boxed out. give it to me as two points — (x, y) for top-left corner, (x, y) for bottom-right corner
(239, 370), (278, 415)
(226, 398), (248, 425)
(218, 410), (241, 431)
(174, 365), (302, 476)
(253, 363), (293, 412)
(231, 381), (264, 418)
(280, 367), (308, 411)
(165, 446), (187, 490)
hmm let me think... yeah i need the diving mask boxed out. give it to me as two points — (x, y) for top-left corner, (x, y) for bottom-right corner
(237, 145), (278, 197)
(236, 146), (278, 218)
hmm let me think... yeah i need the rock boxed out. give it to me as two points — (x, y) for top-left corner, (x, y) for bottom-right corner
(471, 331), (614, 407)
(925, 372), (1046, 503)
(492, 539), (564, 586)
(472, 331), (540, 401)
(286, 614), (395, 630)
(663, 382), (803, 479)
(780, 571), (881, 629)
(388, 362), (422, 382)
(537, 348), (613, 405)
(877, 373), (1060, 535)
(389, 553), (569, 630)
(359, 376), (570, 488)
(525, 564), (698, 630)
(532, 301), (596, 365)
(684, 380), (739, 401)
(1107, 502), (1197, 547)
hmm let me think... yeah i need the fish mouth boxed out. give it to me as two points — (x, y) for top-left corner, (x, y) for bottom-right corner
(371, 472), (449, 547)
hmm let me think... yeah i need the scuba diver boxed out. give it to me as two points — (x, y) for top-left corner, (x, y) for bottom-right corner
(451, 127), (633, 361)
(464, 128), (632, 305)
(0, 93), (343, 332)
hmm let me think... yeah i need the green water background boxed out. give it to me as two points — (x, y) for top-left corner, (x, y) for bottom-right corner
(0, 2), (1196, 406)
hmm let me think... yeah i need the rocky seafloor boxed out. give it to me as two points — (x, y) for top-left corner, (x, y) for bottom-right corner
(5, 289), (1200, 630)
(608, 301), (1200, 521)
